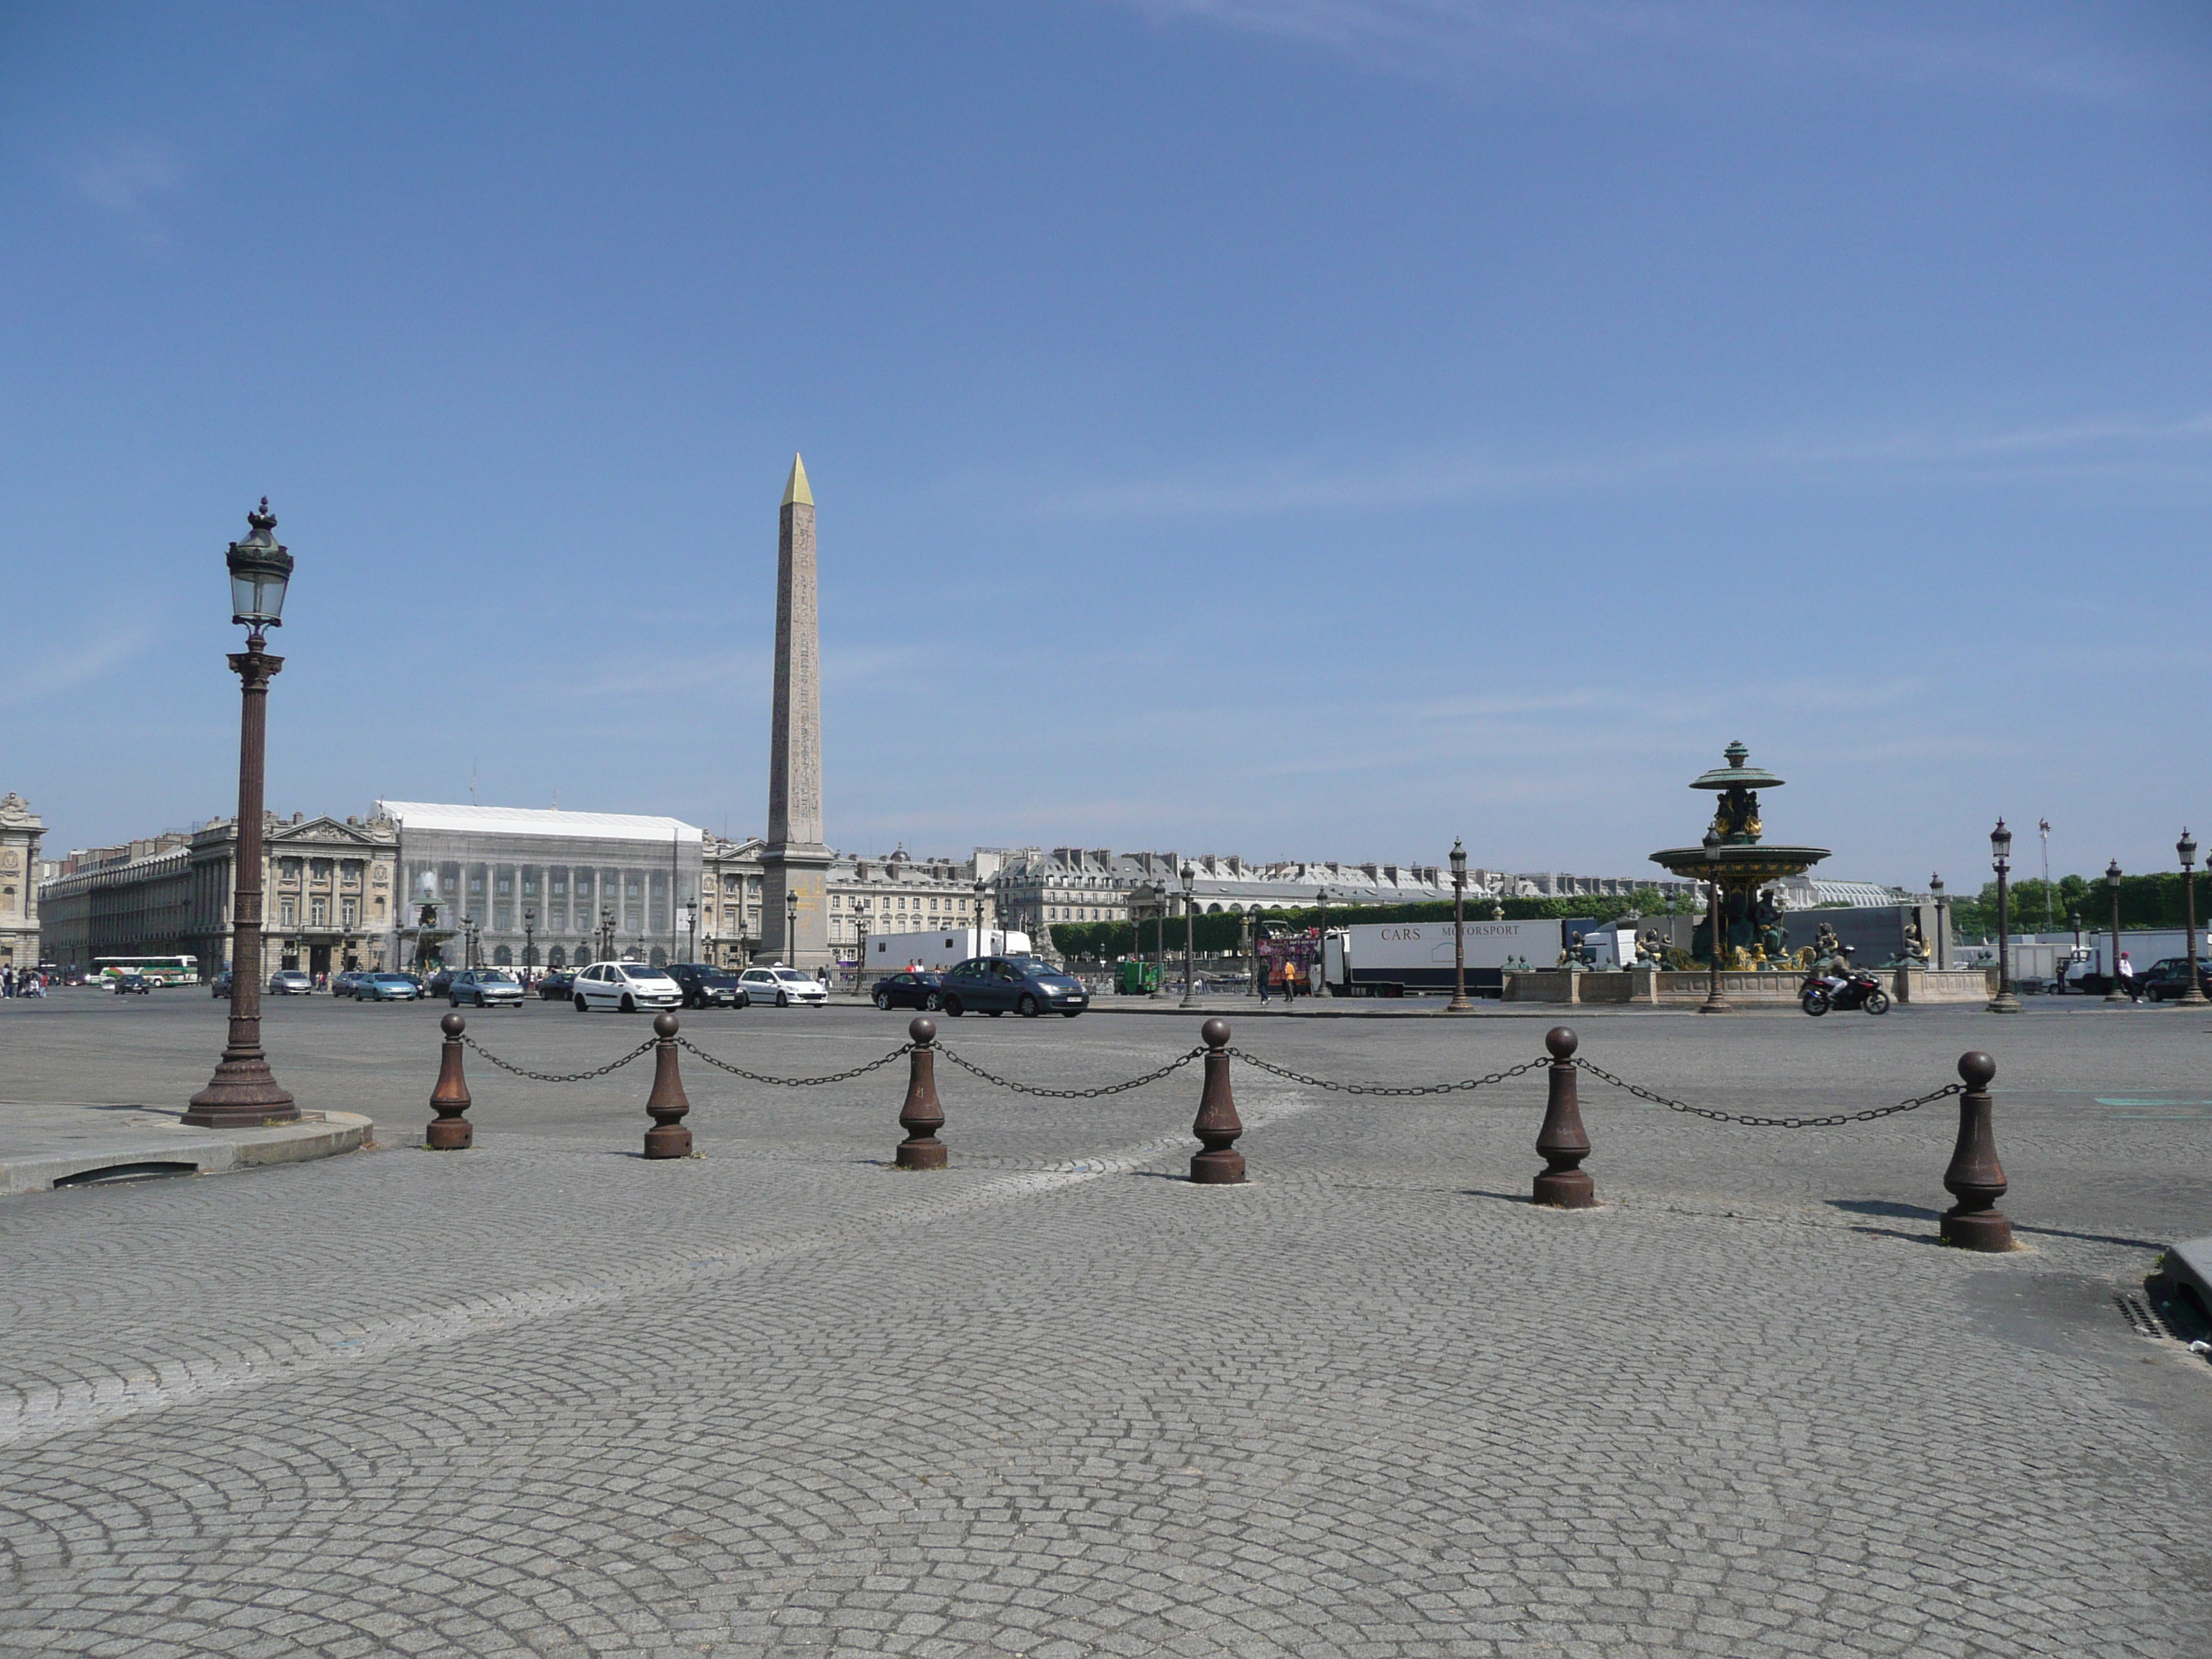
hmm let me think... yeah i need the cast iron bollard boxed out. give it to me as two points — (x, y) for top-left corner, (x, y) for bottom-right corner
(1190, 1018), (1246, 1184)
(1532, 1025), (1595, 1208)
(896, 1016), (947, 1169)
(1940, 1051), (2010, 1250)
(426, 1011), (472, 1150)
(642, 1011), (692, 1159)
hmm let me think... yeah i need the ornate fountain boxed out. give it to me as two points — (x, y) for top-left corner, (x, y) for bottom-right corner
(1649, 742), (1829, 968)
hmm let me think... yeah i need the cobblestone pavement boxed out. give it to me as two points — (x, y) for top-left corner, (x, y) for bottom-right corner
(3, 992), (2210, 1657)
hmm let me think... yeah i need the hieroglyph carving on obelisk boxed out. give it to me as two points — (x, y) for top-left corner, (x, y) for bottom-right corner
(761, 455), (832, 968)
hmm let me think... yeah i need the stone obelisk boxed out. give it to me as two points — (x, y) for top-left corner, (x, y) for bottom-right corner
(761, 454), (831, 968)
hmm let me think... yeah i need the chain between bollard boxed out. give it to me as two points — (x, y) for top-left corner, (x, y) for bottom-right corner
(459, 1033), (658, 1083)
(935, 1044), (1206, 1099)
(673, 1038), (914, 1087)
(1224, 1048), (1549, 1097)
(1570, 1058), (1965, 1128)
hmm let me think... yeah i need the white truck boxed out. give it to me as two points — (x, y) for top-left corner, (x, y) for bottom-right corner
(1320, 919), (1565, 998)
(855, 927), (1034, 975)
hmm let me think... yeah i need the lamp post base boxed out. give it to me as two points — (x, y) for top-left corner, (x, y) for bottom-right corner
(1445, 995), (1473, 1012)
(1985, 992), (2022, 1014)
(184, 1056), (299, 1128)
(2178, 987), (2210, 1007)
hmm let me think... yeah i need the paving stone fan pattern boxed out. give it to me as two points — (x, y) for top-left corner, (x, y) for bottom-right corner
(2, 995), (2210, 1658)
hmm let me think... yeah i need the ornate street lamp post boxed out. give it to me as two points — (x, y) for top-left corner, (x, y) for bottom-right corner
(1928, 873), (1946, 971)
(1987, 820), (2020, 1013)
(973, 879), (989, 959)
(2179, 830), (2207, 1007)
(1179, 864), (1199, 1009)
(2104, 858), (2127, 1004)
(186, 501), (300, 1128)
(683, 899), (697, 964)
(1447, 838), (1471, 1012)
(785, 889), (799, 967)
(523, 909), (536, 976)
(1147, 882), (1164, 997)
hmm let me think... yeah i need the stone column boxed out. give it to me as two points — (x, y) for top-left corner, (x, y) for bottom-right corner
(761, 455), (832, 968)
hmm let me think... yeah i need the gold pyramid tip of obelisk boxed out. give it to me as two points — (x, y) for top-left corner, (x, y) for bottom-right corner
(782, 453), (813, 508)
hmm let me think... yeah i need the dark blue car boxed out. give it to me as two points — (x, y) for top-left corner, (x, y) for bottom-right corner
(937, 956), (1088, 1019)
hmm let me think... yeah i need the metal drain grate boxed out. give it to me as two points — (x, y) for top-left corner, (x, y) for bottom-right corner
(2115, 1291), (2177, 1341)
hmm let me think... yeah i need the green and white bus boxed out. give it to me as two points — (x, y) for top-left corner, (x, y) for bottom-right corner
(94, 954), (199, 986)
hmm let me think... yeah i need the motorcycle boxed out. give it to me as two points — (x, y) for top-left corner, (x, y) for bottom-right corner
(1801, 970), (1889, 1016)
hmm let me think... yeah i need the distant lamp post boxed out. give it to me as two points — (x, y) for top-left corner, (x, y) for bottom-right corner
(462, 914), (479, 971)
(1447, 838), (1472, 1012)
(2104, 858), (2127, 1004)
(973, 879), (989, 958)
(186, 500), (300, 1128)
(683, 899), (697, 964)
(1928, 873), (1946, 971)
(785, 889), (799, 966)
(1987, 819), (2020, 1013)
(523, 909), (536, 975)
(1179, 864), (1198, 1009)
(2179, 830), (2207, 1007)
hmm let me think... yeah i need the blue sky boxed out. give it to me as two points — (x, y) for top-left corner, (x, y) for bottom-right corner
(3, 1), (2206, 889)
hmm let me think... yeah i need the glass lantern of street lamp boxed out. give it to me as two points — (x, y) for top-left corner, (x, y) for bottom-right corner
(2105, 858), (2123, 890)
(1990, 819), (2012, 870)
(1449, 839), (1467, 889)
(2180, 830), (2199, 872)
(226, 499), (294, 629)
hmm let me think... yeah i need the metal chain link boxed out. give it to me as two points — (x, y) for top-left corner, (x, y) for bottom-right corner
(936, 1044), (1206, 1099)
(1225, 1048), (1549, 1097)
(675, 1038), (914, 1087)
(459, 1033), (657, 1083)
(1570, 1057), (1964, 1128)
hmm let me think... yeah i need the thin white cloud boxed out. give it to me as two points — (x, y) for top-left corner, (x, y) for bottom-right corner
(20, 624), (153, 697)
(1121, 0), (2174, 102)
(1027, 410), (2212, 517)
(53, 137), (188, 214)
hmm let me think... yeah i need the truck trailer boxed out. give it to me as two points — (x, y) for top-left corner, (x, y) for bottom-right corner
(1320, 919), (1565, 998)
(855, 928), (1034, 974)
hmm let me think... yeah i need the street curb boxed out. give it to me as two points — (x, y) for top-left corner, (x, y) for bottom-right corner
(1, 1110), (374, 1196)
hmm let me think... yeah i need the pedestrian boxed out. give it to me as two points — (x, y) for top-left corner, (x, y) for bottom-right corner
(1257, 958), (1271, 1003)
(2118, 950), (2136, 1001)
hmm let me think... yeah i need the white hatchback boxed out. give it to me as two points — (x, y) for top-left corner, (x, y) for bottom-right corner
(738, 966), (830, 1007)
(571, 961), (683, 1013)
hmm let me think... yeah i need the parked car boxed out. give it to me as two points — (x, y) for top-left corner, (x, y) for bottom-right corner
(424, 969), (458, 998)
(2139, 957), (2212, 1002)
(666, 963), (750, 1010)
(355, 972), (422, 1002)
(737, 966), (830, 1007)
(449, 968), (525, 1009)
(268, 969), (315, 996)
(937, 956), (1089, 1018)
(330, 970), (365, 999)
(209, 971), (233, 999)
(535, 968), (577, 1002)
(571, 961), (683, 1012)
(871, 971), (943, 1012)
(112, 972), (153, 996)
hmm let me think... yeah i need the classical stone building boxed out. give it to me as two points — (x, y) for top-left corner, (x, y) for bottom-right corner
(377, 801), (706, 971)
(827, 850), (997, 958)
(0, 792), (46, 969)
(37, 833), (194, 973)
(39, 811), (400, 979)
(192, 813), (401, 979)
